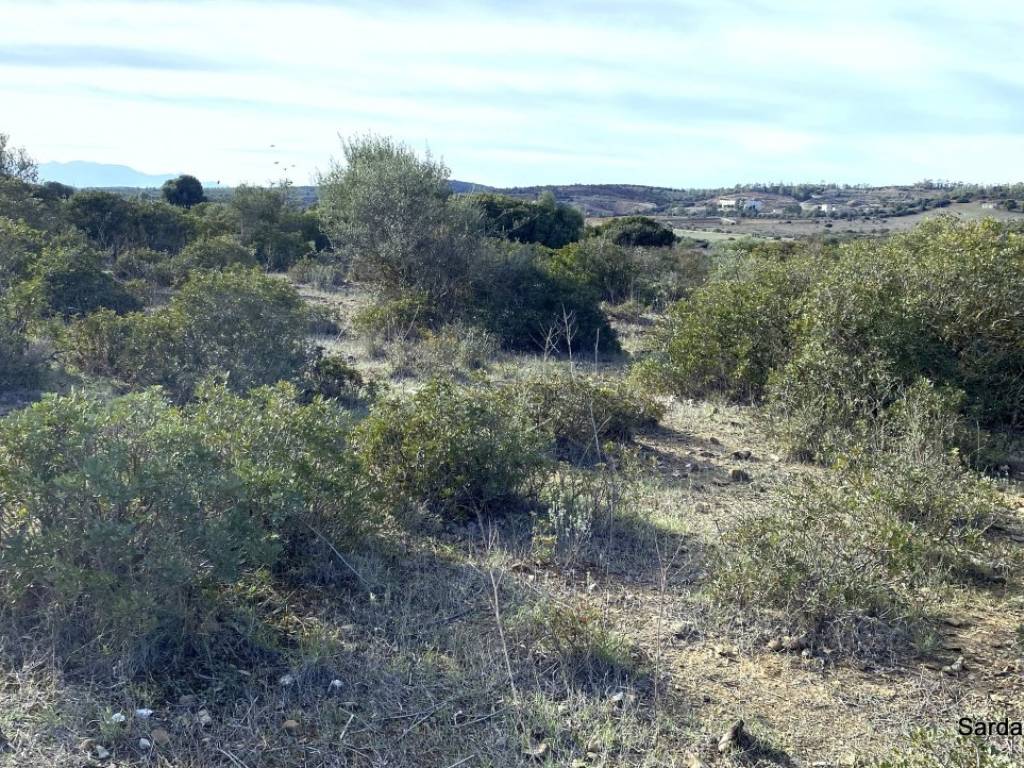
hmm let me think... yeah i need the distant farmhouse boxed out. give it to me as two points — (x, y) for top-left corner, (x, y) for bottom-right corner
(800, 198), (847, 214)
(715, 196), (764, 213)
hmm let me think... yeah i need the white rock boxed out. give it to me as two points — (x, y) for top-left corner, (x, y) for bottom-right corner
(135, 708), (154, 719)
(139, 738), (153, 750)
(329, 679), (343, 690)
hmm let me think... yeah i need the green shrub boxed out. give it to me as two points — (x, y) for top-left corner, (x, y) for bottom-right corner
(300, 350), (377, 406)
(351, 292), (437, 354)
(422, 322), (500, 372)
(547, 238), (639, 304)
(112, 247), (168, 283)
(0, 316), (39, 390)
(306, 304), (342, 336)
(320, 136), (615, 355)
(25, 243), (141, 319)
(767, 219), (1024, 460)
(469, 191), (584, 248)
(535, 452), (644, 563)
(589, 216), (678, 247)
(62, 268), (309, 399)
(66, 192), (191, 255)
(319, 135), (478, 305)
(231, 185), (312, 270)
(630, 245), (710, 307)
(511, 600), (639, 689)
(0, 217), (45, 290)
(0, 382), (371, 676)
(468, 243), (619, 354)
(167, 234), (256, 282)
(507, 371), (662, 461)
(710, 438), (1005, 657)
(641, 252), (820, 401)
(356, 378), (548, 519)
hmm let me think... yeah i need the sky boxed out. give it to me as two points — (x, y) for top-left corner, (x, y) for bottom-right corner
(1, 0), (1023, 188)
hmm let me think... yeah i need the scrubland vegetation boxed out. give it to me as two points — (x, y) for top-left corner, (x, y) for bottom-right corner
(1, 132), (1023, 767)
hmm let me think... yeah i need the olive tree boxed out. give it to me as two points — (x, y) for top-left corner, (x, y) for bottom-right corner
(318, 135), (481, 307)
(0, 133), (37, 182)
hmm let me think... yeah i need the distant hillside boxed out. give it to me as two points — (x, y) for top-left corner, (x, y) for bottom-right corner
(38, 161), (180, 189)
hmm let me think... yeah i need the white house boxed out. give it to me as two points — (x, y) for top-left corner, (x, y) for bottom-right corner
(716, 197), (739, 209)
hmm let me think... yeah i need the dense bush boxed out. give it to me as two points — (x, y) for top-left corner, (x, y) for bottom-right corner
(62, 268), (309, 399)
(507, 370), (663, 461)
(470, 191), (584, 248)
(112, 246), (168, 283)
(164, 234), (257, 284)
(767, 219), (1024, 460)
(640, 251), (820, 401)
(589, 216), (678, 247)
(710, 420), (1006, 657)
(162, 174), (206, 208)
(300, 349), (378, 406)
(351, 291), (439, 351)
(547, 237), (639, 304)
(356, 378), (548, 519)
(66, 191), (191, 255)
(23, 243), (141, 319)
(0, 382), (371, 675)
(468, 243), (619, 354)
(231, 185), (311, 270)
(0, 316), (39, 390)
(645, 220), (1023, 461)
(0, 217), (45, 290)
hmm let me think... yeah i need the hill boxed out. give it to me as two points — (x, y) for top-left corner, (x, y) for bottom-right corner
(38, 161), (180, 188)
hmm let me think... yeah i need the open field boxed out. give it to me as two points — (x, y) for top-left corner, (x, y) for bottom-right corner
(647, 202), (1024, 242)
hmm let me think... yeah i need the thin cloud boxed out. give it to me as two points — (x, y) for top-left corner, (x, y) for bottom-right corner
(0, 0), (1022, 185)
(0, 44), (227, 71)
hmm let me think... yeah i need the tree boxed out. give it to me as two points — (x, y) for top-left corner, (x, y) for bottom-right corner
(35, 181), (75, 202)
(469, 192), (584, 248)
(231, 185), (308, 270)
(589, 216), (678, 247)
(0, 133), (37, 183)
(318, 134), (479, 304)
(161, 174), (206, 208)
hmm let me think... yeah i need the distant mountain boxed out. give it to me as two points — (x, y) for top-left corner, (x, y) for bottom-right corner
(449, 180), (494, 194)
(38, 161), (179, 189)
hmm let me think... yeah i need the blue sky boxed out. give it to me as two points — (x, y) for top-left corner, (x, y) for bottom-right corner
(1, 0), (1023, 187)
